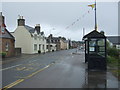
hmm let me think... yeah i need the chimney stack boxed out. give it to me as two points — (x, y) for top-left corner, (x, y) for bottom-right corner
(18, 15), (25, 26)
(35, 24), (40, 34)
(0, 12), (5, 25)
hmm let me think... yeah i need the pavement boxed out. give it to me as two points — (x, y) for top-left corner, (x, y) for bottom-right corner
(0, 54), (40, 65)
(1, 49), (120, 88)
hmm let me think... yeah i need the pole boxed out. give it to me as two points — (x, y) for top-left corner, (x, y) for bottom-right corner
(83, 28), (85, 37)
(95, 0), (97, 31)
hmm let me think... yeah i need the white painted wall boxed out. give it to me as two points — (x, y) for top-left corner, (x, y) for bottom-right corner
(31, 31), (47, 53)
(46, 43), (56, 52)
(11, 26), (47, 54)
(11, 26), (32, 54)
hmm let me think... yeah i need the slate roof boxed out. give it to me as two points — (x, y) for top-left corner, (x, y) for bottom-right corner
(25, 25), (44, 35)
(0, 29), (15, 39)
(83, 30), (106, 39)
(25, 25), (35, 33)
(47, 37), (60, 43)
(107, 36), (120, 45)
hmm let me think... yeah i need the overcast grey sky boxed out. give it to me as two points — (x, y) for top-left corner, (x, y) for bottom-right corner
(1, 2), (118, 41)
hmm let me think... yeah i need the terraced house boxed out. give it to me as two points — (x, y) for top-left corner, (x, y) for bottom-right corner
(0, 12), (15, 57)
(11, 16), (46, 54)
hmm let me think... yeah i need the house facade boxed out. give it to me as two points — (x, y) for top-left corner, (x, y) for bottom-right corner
(47, 34), (60, 51)
(59, 37), (69, 50)
(47, 34), (69, 51)
(107, 36), (120, 49)
(0, 12), (15, 57)
(11, 16), (46, 54)
(46, 34), (57, 52)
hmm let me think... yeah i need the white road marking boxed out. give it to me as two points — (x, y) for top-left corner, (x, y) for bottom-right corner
(0, 64), (22, 71)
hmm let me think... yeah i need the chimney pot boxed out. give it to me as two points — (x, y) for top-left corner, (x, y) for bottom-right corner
(22, 16), (23, 19)
(36, 24), (40, 27)
(18, 15), (25, 26)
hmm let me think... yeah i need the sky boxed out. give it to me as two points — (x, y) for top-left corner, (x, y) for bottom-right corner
(0, 1), (119, 41)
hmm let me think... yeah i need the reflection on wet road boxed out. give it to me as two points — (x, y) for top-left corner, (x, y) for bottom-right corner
(2, 49), (119, 88)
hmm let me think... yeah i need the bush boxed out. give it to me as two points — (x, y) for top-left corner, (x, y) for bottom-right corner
(107, 47), (119, 58)
(0, 52), (7, 58)
(107, 55), (118, 63)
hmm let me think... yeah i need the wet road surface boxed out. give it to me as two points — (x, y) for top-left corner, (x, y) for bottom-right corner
(2, 49), (119, 88)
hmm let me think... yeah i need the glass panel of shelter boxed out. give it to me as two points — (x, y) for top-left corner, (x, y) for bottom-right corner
(89, 38), (105, 57)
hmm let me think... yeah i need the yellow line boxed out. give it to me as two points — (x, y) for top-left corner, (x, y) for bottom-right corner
(26, 64), (51, 78)
(16, 67), (26, 71)
(2, 79), (24, 89)
(2, 62), (55, 89)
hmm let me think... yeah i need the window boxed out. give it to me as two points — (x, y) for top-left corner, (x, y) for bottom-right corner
(46, 45), (49, 49)
(2, 27), (5, 33)
(89, 40), (96, 52)
(39, 36), (41, 41)
(34, 44), (37, 51)
(89, 39), (106, 57)
(34, 34), (37, 40)
(5, 42), (9, 51)
(39, 44), (41, 50)
(43, 38), (44, 41)
(43, 45), (44, 50)
(98, 39), (105, 46)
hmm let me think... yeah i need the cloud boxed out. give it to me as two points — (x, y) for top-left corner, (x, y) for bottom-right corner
(2, 2), (118, 41)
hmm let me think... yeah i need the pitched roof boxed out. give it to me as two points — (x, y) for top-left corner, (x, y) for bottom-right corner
(107, 36), (120, 45)
(47, 37), (60, 43)
(25, 25), (35, 33)
(24, 25), (44, 35)
(83, 30), (106, 39)
(0, 29), (15, 39)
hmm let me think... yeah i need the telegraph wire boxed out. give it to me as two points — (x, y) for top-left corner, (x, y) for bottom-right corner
(54, 9), (92, 36)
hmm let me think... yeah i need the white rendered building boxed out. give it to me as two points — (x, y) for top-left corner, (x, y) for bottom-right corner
(11, 16), (47, 54)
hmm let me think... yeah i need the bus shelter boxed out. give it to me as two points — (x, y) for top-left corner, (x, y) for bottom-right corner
(83, 30), (107, 70)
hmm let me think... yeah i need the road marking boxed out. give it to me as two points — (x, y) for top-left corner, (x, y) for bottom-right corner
(26, 64), (51, 78)
(16, 67), (26, 71)
(2, 62), (55, 89)
(0, 64), (22, 71)
(2, 79), (24, 89)
(23, 67), (34, 71)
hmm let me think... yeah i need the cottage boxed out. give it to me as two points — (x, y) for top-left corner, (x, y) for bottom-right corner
(11, 16), (46, 54)
(0, 12), (15, 57)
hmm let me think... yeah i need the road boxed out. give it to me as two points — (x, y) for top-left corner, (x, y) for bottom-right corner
(1, 49), (119, 88)
(2, 49), (77, 88)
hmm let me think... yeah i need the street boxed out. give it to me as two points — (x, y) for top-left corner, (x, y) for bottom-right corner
(1, 49), (119, 88)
